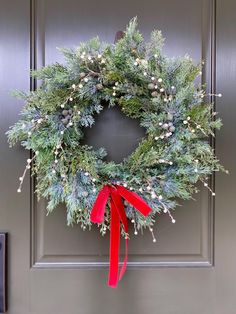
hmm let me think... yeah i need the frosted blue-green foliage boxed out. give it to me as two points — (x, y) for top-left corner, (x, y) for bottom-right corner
(7, 18), (224, 234)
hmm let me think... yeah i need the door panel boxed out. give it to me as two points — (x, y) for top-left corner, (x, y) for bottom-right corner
(32, 0), (213, 270)
(0, 0), (235, 313)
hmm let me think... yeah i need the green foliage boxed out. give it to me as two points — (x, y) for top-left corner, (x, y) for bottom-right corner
(7, 18), (225, 234)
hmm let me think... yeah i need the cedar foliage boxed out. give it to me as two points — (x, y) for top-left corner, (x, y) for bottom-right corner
(7, 18), (225, 233)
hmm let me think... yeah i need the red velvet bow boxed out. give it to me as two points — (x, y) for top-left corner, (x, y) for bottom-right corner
(90, 184), (152, 288)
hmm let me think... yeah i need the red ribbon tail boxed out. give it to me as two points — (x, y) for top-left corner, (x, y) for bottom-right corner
(119, 237), (128, 281)
(108, 197), (120, 288)
(110, 188), (129, 282)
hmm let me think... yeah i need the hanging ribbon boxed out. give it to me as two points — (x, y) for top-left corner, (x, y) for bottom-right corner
(90, 184), (152, 288)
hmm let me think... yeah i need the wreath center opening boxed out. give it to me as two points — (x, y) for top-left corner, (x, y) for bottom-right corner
(83, 104), (145, 163)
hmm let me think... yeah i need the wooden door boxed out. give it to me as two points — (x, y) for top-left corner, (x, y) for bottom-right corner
(0, 0), (235, 313)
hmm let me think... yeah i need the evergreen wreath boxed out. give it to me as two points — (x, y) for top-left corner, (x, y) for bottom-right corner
(7, 18), (225, 240)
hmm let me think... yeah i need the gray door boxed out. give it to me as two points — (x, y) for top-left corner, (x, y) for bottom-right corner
(0, 0), (235, 313)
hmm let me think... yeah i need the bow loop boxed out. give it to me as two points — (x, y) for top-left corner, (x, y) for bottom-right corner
(90, 185), (110, 224)
(116, 185), (152, 216)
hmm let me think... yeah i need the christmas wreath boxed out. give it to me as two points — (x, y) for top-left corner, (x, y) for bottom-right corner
(7, 18), (225, 287)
